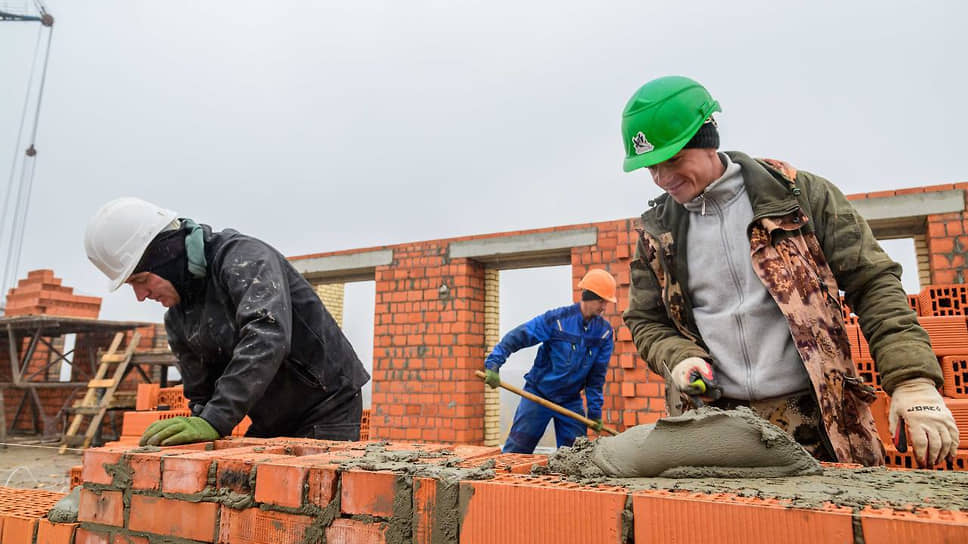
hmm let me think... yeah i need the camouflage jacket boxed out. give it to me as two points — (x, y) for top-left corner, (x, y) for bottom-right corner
(623, 151), (942, 466)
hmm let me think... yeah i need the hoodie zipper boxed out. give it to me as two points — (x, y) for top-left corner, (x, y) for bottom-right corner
(706, 195), (757, 400)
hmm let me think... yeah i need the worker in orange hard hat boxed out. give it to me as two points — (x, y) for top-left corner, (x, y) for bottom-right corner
(483, 269), (617, 453)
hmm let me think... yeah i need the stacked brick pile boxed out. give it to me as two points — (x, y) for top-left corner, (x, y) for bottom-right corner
(5, 436), (967, 544)
(843, 284), (968, 469)
(105, 385), (250, 447)
(3, 270), (101, 319)
(0, 486), (74, 543)
(1, 270), (166, 437)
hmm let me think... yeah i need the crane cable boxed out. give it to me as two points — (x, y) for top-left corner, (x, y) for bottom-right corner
(0, 7), (53, 307)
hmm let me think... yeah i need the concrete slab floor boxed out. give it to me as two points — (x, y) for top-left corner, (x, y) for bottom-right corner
(0, 442), (81, 492)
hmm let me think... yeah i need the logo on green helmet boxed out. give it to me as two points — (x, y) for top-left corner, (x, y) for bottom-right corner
(632, 132), (654, 155)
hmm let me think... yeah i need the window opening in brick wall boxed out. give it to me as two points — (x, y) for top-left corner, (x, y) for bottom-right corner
(342, 280), (375, 409)
(497, 265), (572, 454)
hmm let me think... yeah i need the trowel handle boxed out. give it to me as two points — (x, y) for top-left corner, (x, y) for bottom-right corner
(688, 371), (723, 402)
(893, 420), (908, 453)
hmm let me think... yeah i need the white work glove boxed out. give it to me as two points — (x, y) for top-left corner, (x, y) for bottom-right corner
(889, 378), (960, 467)
(671, 357), (716, 396)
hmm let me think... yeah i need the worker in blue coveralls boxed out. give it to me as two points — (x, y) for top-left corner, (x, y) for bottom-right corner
(483, 269), (617, 453)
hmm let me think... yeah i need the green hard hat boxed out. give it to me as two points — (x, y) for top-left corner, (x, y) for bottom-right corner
(621, 76), (721, 172)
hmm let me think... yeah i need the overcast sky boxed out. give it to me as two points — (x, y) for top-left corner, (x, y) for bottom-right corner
(1, 1), (964, 371)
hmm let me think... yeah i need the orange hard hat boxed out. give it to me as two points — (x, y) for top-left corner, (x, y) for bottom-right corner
(578, 269), (617, 303)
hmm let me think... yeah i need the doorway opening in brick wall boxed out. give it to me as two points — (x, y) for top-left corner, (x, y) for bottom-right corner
(339, 281), (375, 409)
(486, 265), (572, 453)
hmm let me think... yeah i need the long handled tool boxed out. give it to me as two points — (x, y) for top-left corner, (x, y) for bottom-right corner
(474, 370), (619, 436)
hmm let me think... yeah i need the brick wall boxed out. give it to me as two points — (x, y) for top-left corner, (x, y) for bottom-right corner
(370, 240), (487, 443)
(34, 438), (967, 544)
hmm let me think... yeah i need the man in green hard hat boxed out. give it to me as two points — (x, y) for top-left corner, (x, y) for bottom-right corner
(620, 75), (959, 468)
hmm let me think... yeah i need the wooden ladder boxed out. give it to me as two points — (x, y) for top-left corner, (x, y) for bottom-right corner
(59, 331), (141, 453)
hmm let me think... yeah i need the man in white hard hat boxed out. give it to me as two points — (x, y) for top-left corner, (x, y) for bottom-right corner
(85, 197), (370, 446)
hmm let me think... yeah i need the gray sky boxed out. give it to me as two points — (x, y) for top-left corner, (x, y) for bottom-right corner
(0, 1), (963, 330)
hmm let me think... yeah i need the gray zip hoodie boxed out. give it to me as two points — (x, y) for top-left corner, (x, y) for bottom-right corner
(684, 153), (811, 400)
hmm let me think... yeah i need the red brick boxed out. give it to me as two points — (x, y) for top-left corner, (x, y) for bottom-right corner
(633, 490), (853, 543)
(867, 190), (897, 199)
(129, 495), (217, 542)
(341, 470), (398, 517)
(941, 356), (968, 398)
(216, 453), (290, 494)
(1, 516), (38, 544)
(135, 383), (161, 410)
(217, 507), (317, 544)
(413, 477), (436, 544)
(932, 237), (956, 254)
(255, 455), (340, 508)
(113, 535), (149, 544)
(81, 447), (127, 486)
(123, 447), (199, 491)
(162, 452), (215, 494)
(932, 254), (951, 270)
(36, 519), (77, 544)
(69, 465), (82, 490)
(460, 475), (629, 543)
(74, 528), (111, 544)
(307, 465), (340, 508)
(861, 507), (968, 543)
(326, 519), (387, 544)
(78, 489), (125, 527)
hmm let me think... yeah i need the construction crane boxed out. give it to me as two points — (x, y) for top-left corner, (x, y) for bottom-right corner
(0, 1), (54, 311)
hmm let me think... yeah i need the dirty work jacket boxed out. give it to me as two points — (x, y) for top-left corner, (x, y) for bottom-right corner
(165, 225), (370, 438)
(485, 303), (613, 420)
(624, 151), (941, 466)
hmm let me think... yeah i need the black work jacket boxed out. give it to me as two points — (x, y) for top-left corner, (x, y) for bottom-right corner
(164, 225), (370, 437)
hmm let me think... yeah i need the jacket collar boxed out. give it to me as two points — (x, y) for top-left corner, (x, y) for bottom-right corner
(640, 150), (800, 238)
(683, 153), (744, 214)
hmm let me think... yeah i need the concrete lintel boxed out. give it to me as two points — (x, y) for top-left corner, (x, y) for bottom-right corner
(449, 228), (598, 263)
(853, 190), (964, 221)
(289, 249), (393, 281)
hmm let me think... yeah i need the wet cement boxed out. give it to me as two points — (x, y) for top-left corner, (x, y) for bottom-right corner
(546, 407), (968, 511)
(47, 486), (80, 523)
(551, 407), (821, 478)
(585, 466), (968, 511)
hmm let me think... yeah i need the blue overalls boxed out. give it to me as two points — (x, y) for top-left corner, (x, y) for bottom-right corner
(485, 303), (614, 453)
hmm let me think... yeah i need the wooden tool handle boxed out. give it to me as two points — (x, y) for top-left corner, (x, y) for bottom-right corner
(475, 370), (619, 436)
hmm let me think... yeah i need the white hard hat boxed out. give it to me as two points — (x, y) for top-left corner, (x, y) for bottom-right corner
(84, 197), (179, 291)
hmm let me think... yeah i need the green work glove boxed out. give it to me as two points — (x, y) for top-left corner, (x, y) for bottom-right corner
(484, 369), (501, 389)
(139, 416), (220, 447)
(590, 419), (604, 432)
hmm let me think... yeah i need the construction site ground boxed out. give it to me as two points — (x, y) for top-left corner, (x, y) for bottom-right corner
(0, 442), (80, 492)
